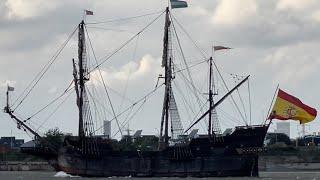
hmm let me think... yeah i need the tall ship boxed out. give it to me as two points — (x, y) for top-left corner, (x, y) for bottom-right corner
(4, 3), (270, 177)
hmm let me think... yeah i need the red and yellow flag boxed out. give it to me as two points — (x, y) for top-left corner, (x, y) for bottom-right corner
(269, 89), (317, 124)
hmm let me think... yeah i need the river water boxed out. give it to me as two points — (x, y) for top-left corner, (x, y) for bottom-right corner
(1, 171), (320, 179)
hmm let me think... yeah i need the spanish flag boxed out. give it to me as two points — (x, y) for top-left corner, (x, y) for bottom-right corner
(269, 89), (317, 124)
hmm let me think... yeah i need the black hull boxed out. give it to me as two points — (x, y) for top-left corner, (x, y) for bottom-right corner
(58, 153), (259, 177)
(55, 125), (268, 177)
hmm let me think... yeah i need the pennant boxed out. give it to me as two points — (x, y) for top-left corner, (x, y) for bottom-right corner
(171, 0), (188, 9)
(269, 89), (317, 124)
(214, 46), (231, 51)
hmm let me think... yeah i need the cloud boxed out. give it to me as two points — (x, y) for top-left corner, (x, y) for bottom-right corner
(212, 0), (258, 25)
(276, 0), (317, 11)
(5, 0), (60, 19)
(0, 80), (16, 88)
(311, 10), (320, 22)
(90, 54), (161, 87)
(263, 41), (320, 86)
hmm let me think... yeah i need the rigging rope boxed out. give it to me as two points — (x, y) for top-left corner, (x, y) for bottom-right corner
(89, 75), (134, 104)
(232, 75), (248, 120)
(94, 83), (164, 133)
(86, 88), (101, 133)
(36, 90), (74, 132)
(88, 10), (165, 74)
(112, 98), (147, 138)
(217, 107), (243, 125)
(115, 105), (135, 135)
(12, 26), (78, 111)
(171, 14), (249, 128)
(212, 61), (248, 125)
(173, 80), (207, 132)
(85, 26), (123, 136)
(231, 74), (248, 117)
(170, 13), (207, 123)
(185, 99), (209, 130)
(119, 34), (140, 111)
(87, 11), (164, 25)
(174, 65), (206, 102)
(171, 14), (208, 59)
(248, 78), (252, 125)
(86, 26), (127, 32)
(174, 59), (207, 74)
(25, 80), (74, 121)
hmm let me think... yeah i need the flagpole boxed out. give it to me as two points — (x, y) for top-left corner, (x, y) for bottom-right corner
(6, 85), (9, 111)
(211, 43), (214, 58)
(83, 9), (86, 22)
(302, 123), (305, 138)
(10, 130), (13, 149)
(264, 84), (279, 125)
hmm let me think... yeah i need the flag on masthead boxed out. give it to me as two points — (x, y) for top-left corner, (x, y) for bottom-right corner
(85, 10), (93, 15)
(7, 86), (14, 91)
(170, 0), (188, 9)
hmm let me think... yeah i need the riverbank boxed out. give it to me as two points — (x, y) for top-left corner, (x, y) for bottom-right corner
(260, 155), (320, 171)
(0, 161), (53, 171)
(1, 171), (320, 180)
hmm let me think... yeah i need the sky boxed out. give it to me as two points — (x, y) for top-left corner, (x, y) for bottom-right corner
(1, 0), (320, 141)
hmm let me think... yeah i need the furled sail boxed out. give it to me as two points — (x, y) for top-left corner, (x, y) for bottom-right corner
(169, 88), (184, 139)
(211, 108), (221, 134)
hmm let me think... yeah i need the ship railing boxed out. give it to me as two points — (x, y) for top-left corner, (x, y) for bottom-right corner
(235, 124), (267, 129)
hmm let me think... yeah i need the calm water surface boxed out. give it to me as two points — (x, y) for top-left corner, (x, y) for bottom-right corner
(1, 171), (320, 180)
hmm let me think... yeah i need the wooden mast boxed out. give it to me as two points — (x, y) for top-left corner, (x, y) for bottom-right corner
(77, 20), (86, 138)
(185, 75), (250, 133)
(208, 57), (213, 137)
(159, 7), (171, 148)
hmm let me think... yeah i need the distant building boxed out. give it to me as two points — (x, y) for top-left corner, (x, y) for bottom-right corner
(265, 133), (291, 146)
(275, 122), (290, 137)
(0, 137), (24, 149)
(103, 120), (111, 138)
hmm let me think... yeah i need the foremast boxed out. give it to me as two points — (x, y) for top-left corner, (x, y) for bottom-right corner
(72, 20), (98, 155)
(73, 20), (88, 138)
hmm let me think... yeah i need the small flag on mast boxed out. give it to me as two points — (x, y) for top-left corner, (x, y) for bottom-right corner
(7, 86), (14, 91)
(85, 10), (93, 15)
(170, 0), (188, 9)
(213, 46), (231, 51)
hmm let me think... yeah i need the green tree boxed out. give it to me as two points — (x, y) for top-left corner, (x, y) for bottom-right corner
(43, 127), (64, 149)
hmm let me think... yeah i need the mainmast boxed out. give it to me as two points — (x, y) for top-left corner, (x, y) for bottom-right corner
(208, 57), (213, 137)
(159, 7), (172, 148)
